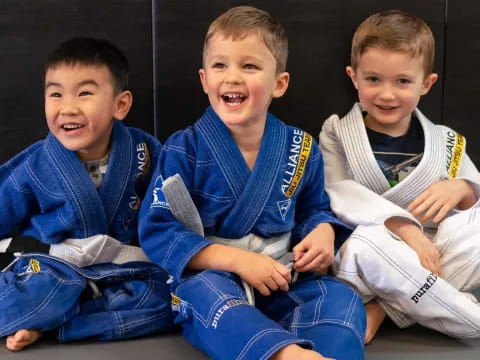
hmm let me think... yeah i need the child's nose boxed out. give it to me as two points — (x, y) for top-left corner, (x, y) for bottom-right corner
(224, 67), (242, 84)
(60, 98), (80, 115)
(379, 84), (395, 101)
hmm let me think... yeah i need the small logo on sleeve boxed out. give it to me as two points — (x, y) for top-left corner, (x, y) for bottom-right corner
(27, 258), (41, 273)
(150, 175), (170, 209)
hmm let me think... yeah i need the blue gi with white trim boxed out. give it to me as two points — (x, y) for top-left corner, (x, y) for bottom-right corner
(0, 121), (173, 342)
(140, 107), (366, 360)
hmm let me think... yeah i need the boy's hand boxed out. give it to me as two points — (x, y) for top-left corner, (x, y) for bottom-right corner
(408, 179), (476, 223)
(234, 251), (291, 296)
(385, 218), (442, 276)
(293, 223), (335, 273)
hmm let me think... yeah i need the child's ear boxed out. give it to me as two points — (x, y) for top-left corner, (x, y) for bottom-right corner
(421, 73), (438, 95)
(113, 90), (133, 121)
(272, 72), (290, 98)
(199, 68), (209, 94)
(346, 66), (359, 89)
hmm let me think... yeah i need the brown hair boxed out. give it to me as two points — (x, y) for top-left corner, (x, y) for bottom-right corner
(203, 6), (288, 73)
(351, 9), (435, 75)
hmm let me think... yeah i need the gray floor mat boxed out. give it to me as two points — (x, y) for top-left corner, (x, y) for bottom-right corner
(1, 324), (480, 359)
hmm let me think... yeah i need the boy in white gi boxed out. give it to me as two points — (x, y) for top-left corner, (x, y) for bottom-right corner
(319, 9), (480, 344)
(0, 38), (172, 350)
(140, 6), (366, 360)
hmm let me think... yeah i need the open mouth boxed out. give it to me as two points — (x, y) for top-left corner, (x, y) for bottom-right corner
(62, 123), (85, 131)
(376, 104), (398, 111)
(221, 92), (247, 107)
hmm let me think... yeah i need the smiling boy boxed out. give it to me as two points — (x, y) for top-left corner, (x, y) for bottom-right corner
(140, 6), (365, 360)
(320, 10), (480, 343)
(0, 38), (172, 350)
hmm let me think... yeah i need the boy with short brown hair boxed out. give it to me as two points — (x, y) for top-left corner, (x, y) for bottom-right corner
(141, 6), (366, 360)
(320, 9), (480, 343)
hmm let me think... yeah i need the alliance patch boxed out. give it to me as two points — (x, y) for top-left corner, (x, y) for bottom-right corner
(446, 131), (465, 178)
(282, 130), (312, 197)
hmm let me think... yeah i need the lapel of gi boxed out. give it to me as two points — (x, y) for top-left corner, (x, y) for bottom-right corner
(195, 107), (287, 238)
(97, 121), (135, 226)
(382, 108), (446, 208)
(44, 132), (108, 237)
(338, 103), (391, 194)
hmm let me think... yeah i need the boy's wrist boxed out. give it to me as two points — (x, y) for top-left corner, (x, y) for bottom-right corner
(187, 243), (246, 274)
(385, 217), (421, 240)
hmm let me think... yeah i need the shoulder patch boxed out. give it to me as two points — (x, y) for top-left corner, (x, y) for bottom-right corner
(282, 130), (312, 197)
(150, 175), (170, 209)
(445, 131), (465, 178)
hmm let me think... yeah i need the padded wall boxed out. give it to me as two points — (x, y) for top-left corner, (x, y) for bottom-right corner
(3, 1), (480, 166)
(442, 1), (480, 164)
(153, 0), (445, 142)
(0, 0), (153, 164)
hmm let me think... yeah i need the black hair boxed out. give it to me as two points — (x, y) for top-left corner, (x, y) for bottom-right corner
(45, 38), (129, 92)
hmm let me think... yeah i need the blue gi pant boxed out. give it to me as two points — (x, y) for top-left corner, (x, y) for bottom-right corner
(172, 270), (366, 360)
(0, 255), (173, 342)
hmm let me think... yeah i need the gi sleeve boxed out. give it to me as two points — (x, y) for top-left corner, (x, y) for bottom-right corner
(319, 114), (420, 229)
(0, 156), (38, 239)
(139, 131), (212, 281)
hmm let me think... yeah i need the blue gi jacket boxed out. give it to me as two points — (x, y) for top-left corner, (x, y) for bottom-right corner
(0, 120), (160, 245)
(140, 107), (351, 281)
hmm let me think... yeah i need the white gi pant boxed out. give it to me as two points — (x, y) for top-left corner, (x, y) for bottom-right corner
(334, 207), (480, 338)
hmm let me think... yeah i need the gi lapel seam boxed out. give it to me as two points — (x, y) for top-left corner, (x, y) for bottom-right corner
(383, 109), (445, 208)
(45, 133), (108, 237)
(338, 103), (391, 194)
(98, 121), (133, 226)
(195, 107), (286, 237)
(195, 107), (249, 200)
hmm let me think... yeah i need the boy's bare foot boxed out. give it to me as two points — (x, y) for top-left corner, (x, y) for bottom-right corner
(365, 301), (386, 344)
(271, 344), (335, 360)
(6, 329), (43, 351)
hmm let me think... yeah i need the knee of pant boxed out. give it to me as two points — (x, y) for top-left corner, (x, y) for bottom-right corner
(318, 278), (366, 335)
(172, 270), (251, 327)
(340, 224), (398, 260)
(174, 270), (246, 307)
(313, 324), (365, 360)
(294, 277), (365, 337)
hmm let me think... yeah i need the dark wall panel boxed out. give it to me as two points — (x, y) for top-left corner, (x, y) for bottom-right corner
(153, 0), (445, 142)
(0, 0), (153, 164)
(442, 1), (480, 165)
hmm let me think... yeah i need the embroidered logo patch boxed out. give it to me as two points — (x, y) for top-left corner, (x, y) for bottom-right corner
(136, 142), (151, 179)
(282, 130), (312, 197)
(445, 131), (465, 178)
(411, 272), (437, 303)
(277, 199), (292, 220)
(211, 299), (250, 329)
(171, 293), (181, 312)
(150, 175), (170, 209)
(128, 194), (141, 211)
(27, 259), (41, 273)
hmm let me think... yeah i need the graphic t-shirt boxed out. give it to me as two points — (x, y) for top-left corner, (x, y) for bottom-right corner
(366, 115), (424, 187)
